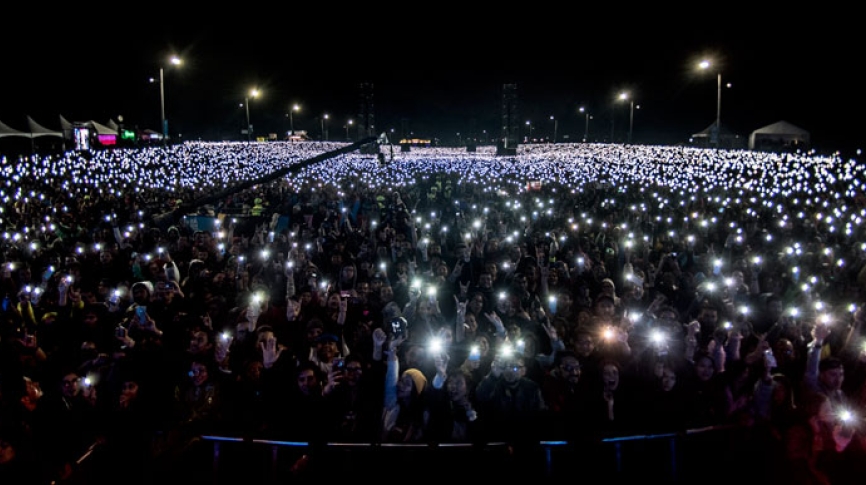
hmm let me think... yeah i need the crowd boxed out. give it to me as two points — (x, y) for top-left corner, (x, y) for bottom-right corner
(1, 140), (866, 483)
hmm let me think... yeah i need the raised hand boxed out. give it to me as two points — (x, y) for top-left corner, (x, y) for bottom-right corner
(260, 336), (283, 369)
(458, 280), (470, 297)
(454, 295), (467, 315)
(812, 321), (831, 344)
(372, 327), (387, 348)
(541, 320), (558, 341)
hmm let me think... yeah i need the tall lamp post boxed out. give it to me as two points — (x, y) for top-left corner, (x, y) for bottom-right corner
(699, 59), (723, 147)
(321, 114), (329, 141)
(288, 103), (300, 137)
(245, 88), (260, 142)
(619, 92), (634, 144)
(345, 119), (353, 140)
(579, 106), (591, 142)
(525, 120), (532, 142)
(150, 55), (182, 146)
(549, 115), (558, 143)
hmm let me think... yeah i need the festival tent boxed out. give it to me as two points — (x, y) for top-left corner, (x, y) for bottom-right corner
(27, 116), (63, 138)
(0, 119), (31, 138)
(690, 121), (745, 149)
(748, 120), (809, 152)
(27, 116), (67, 152)
(89, 120), (118, 135)
(0, 119), (34, 156)
(88, 120), (118, 146)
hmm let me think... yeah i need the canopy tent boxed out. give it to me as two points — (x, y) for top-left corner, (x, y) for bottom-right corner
(748, 120), (809, 152)
(0, 119), (31, 138)
(89, 120), (118, 136)
(27, 116), (63, 138)
(690, 121), (745, 149)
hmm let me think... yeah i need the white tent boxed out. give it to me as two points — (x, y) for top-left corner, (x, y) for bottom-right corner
(0, 119), (31, 138)
(748, 120), (809, 151)
(27, 116), (63, 138)
(89, 120), (118, 136)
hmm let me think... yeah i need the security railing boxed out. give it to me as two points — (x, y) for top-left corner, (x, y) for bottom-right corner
(59, 424), (766, 484)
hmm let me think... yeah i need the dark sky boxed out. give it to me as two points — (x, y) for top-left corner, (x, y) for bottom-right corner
(3, 12), (863, 155)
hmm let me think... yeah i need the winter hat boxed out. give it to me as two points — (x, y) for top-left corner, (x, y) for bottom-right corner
(402, 368), (427, 396)
(382, 301), (402, 320)
(131, 281), (153, 296)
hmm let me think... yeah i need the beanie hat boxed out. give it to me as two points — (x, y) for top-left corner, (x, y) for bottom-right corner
(402, 368), (427, 396)
(131, 281), (153, 296)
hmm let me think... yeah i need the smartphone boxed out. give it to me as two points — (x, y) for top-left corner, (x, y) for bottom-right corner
(390, 317), (407, 339)
(135, 306), (147, 324)
(764, 349), (778, 369)
(333, 358), (345, 371)
(469, 345), (481, 361)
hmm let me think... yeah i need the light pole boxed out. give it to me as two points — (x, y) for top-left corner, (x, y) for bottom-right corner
(150, 55), (181, 146)
(699, 59), (723, 147)
(321, 114), (329, 141)
(550, 115), (558, 143)
(525, 120), (532, 142)
(345, 119), (353, 140)
(579, 106), (591, 142)
(288, 103), (300, 137)
(619, 92), (634, 144)
(244, 88), (260, 142)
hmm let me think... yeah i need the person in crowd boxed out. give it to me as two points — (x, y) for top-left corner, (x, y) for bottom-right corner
(780, 390), (866, 484)
(96, 374), (156, 485)
(0, 422), (41, 485)
(162, 357), (229, 461)
(541, 350), (587, 439)
(680, 351), (728, 429)
(379, 328), (429, 442)
(30, 369), (99, 483)
(474, 350), (548, 473)
(322, 352), (384, 442)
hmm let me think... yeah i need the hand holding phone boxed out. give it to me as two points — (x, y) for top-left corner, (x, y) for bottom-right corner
(135, 306), (147, 324)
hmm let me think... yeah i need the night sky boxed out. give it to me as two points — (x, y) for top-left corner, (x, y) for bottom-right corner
(2, 11), (862, 155)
